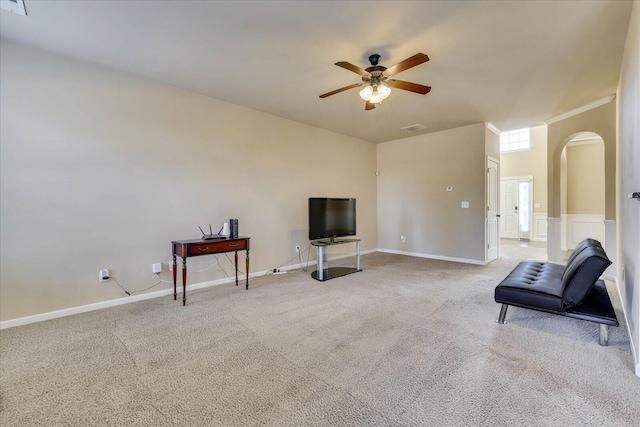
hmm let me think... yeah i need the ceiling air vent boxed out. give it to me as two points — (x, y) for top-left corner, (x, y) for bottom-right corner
(401, 124), (428, 132)
(1, 0), (27, 16)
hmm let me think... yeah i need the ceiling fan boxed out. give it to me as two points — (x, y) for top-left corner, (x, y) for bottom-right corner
(319, 53), (431, 110)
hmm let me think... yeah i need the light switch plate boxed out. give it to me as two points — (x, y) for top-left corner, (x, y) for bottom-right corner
(446, 186), (454, 192)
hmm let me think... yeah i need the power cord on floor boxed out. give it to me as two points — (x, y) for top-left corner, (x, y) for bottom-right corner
(113, 245), (314, 295)
(110, 276), (163, 296)
(262, 244), (312, 276)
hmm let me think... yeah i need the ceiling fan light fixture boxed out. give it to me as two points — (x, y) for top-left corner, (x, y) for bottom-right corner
(369, 89), (382, 104)
(378, 84), (391, 100)
(359, 85), (373, 101)
(320, 52), (429, 110)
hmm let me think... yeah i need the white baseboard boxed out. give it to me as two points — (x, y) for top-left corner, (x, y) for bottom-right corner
(612, 277), (639, 378)
(0, 248), (379, 330)
(378, 249), (487, 265)
(0, 275), (235, 330)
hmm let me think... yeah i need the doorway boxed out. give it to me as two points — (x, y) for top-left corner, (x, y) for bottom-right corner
(500, 176), (533, 240)
(487, 157), (499, 262)
(560, 133), (605, 250)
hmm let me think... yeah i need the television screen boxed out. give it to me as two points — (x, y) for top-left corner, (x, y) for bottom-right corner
(309, 198), (356, 241)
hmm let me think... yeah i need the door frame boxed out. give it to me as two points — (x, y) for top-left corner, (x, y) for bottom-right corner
(487, 156), (499, 262)
(500, 175), (533, 240)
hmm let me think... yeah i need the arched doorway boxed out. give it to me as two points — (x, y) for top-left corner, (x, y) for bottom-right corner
(560, 132), (606, 260)
(545, 99), (616, 270)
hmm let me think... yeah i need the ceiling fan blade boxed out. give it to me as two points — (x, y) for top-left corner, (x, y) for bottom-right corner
(384, 53), (430, 76)
(335, 61), (371, 77)
(389, 79), (431, 95)
(319, 83), (362, 98)
(365, 101), (376, 111)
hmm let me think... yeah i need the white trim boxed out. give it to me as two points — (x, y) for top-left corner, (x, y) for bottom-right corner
(500, 147), (531, 154)
(566, 137), (603, 147)
(547, 217), (561, 262)
(487, 157), (500, 262)
(501, 175), (533, 181)
(0, 248), (379, 330)
(613, 276), (639, 377)
(500, 176), (533, 240)
(566, 214), (605, 248)
(0, 0), (27, 16)
(0, 276), (237, 330)
(486, 122), (501, 135)
(603, 220), (616, 280)
(378, 248), (487, 265)
(561, 214), (568, 251)
(544, 95), (616, 124)
(531, 213), (548, 242)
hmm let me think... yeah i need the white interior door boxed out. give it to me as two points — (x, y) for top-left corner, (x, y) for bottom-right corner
(487, 158), (499, 262)
(518, 180), (532, 240)
(500, 178), (519, 239)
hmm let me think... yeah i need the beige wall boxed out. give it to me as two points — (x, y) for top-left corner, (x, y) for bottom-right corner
(376, 123), (491, 263)
(616, 0), (639, 375)
(0, 41), (378, 321)
(547, 101), (616, 220)
(499, 124), (547, 214)
(565, 143), (605, 215)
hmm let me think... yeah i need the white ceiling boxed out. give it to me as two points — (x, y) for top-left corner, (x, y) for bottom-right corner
(0, 1), (633, 143)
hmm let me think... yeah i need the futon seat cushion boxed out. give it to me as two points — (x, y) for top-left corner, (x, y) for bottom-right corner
(495, 261), (566, 312)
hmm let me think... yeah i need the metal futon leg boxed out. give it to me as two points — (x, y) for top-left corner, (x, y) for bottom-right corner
(496, 304), (508, 324)
(599, 324), (609, 346)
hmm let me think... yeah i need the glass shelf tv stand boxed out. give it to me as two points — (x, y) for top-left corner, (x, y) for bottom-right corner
(310, 238), (361, 281)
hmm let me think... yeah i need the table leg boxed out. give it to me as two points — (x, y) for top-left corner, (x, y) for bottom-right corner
(246, 248), (250, 290)
(172, 255), (177, 300)
(235, 251), (239, 286)
(182, 258), (187, 306)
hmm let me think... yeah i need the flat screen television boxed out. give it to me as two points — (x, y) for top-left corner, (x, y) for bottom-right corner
(308, 198), (356, 242)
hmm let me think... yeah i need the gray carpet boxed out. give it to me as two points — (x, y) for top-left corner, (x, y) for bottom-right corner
(1, 246), (639, 426)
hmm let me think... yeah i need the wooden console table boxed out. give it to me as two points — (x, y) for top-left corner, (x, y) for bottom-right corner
(172, 237), (250, 305)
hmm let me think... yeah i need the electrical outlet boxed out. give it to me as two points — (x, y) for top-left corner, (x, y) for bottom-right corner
(99, 269), (110, 282)
(152, 263), (162, 274)
(295, 245), (300, 253)
(401, 235), (406, 243)
(169, 262), (173, 272)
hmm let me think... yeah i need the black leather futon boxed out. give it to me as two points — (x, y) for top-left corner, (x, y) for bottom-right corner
(495, 238), (618, 345)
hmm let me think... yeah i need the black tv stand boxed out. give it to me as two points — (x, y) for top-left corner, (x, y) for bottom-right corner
(310, 238), (361, 281)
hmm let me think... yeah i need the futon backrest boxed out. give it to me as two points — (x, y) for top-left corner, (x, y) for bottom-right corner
(563, 238), (603, 274)
(561, 244), (611, 309)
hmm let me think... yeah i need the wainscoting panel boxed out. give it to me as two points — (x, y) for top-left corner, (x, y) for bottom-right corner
(603, 220), (616, 280)
(567, 214), (605, 248)
(532, 213), (547, 242)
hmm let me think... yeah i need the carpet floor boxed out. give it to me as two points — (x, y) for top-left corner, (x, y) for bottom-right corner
(1, 246), (639, 426)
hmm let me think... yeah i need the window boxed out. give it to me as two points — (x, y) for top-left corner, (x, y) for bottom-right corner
(500, 127), (530, 152)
